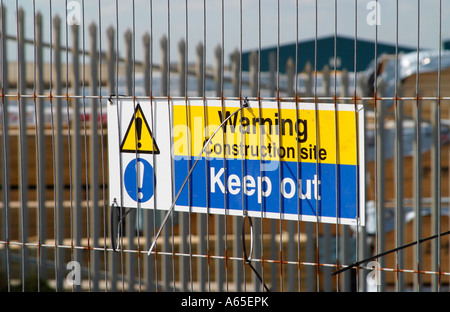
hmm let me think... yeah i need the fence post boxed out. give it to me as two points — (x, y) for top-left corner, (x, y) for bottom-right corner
(124, 28), (137, 291)
(0, 3), (9, 278)
(231, 49), (240, 98)
(17, 7), (30, 287)
(413, 89), (423, 292)
(395, 82), (405, 291)
(303, 59), (315, 293)
(195, 42), (204, 98)
(304, 61), (312, 97)
(376, 80), (386, 291)
(196, 41), (207, 290)
(89, 21), (100, 292)
(143, 33), (151, 96)
(106, 26), (115, 95)
(124, 29), (133, 96)
(431, 94), (439, 292)
(269, 51), (276, 98)
(52, 14), (66, 291)
(340, 68), (349, 99)
(71, 23), (83, 291)
(35, 10), (47, 282)
(286, 57), (294, 98)
(178, 39), (186, 97)
(105, 24), (118, 292)
(178, 40), (189, 291)
(231, 47), (243, 290)
(338, 67), (352, 292)
(160, 32), (172, 290)
(249, 51), (258, 97)
(214, 43), (225, 292)
(322, 64), (330, 98)
(142, 31), (155, 291)
(197, 41), (207, 292)
(160, 35), (168, 97)
(321, 65), (332, 292)
(214, 44), (222, 97)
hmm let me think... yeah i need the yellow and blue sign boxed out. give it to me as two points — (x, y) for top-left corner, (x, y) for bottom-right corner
(108, 99), (364, 226)
(172, 100), (365, 225)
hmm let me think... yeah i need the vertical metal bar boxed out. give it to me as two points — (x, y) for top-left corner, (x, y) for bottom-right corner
(64, 0), (75, 292)
(285, 1), (296, 294)
(71, 22), (82, 292)
(350, 3), (362, 290)
(431, 95), (439, 292)
(414, 0), (422, 292)
(80, 0), (92, 291)
(431, 0), (442, 292)
(221, 0), (230, 291)
(142, 30), (155, 292)
(214, 42), (225, 292)
(106, 25), (118, 292)
(53, 13), (65, 292)
(159, 33), (170, 291)
(160, 36), (168, 97)
(89, 21), (100, 292)
(376, 80), (386, 292)
(0, 2), (10, 292)
(178, 40), (186, 97)
(322, 65), (332, 292)
(16, 5), (29, 291)
(97, 0), (109, 292)
(257, 0), (264, 292)
(332, 0), (340, 293)
(166, 0), (176, 291)
(34, 8), (47, 287)
(124, 28), (136, 291)
(340, 70), (352, 292)
(394, 0), (405, 292)
(149, 0), (159, 292)
(201, 0), (210, 292)
(237, 0), (246, 292)
(185, 0), (194, 291)
(197, 41), (207, 292)
(131, 0), (143, 292)
(354, 0), (368, 293)
(233, 51), (243, 292)
(372, 0), (386, 292)
(222, 1), (230, 293)
(313, 0), (320, 292)
(179, 35), (189, 292)
(47, 1), (57, 291)
(294, 0), (302, 292)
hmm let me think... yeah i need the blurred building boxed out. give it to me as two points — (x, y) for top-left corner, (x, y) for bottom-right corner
(241, 35), (415, 74)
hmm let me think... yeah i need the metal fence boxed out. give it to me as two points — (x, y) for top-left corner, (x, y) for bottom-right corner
(0, 0), (449, 292)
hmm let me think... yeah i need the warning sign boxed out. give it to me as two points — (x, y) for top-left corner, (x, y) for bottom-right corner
(171, 100), (365, 226)
(108, 100), (172, 211)
(120, 104), (160, 154)
(108, 99), (365, 226)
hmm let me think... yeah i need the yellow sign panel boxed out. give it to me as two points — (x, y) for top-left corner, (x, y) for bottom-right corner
(121, 104), (160, 154)
(172, 102), (359, 166)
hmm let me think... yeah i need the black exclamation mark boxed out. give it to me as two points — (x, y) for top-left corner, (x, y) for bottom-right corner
(136, 116), (143, 148)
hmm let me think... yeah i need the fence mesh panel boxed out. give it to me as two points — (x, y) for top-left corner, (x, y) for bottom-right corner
(0, 0), (449, 292)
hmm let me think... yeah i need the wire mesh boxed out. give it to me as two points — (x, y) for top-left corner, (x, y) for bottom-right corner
(0, 0), (449, 292)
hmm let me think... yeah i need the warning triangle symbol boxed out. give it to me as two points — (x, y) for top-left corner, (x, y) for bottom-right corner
(120, 104), (160, 154)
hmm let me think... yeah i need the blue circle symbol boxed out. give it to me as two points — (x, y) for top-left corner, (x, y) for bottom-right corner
(124, 158), (154, 203)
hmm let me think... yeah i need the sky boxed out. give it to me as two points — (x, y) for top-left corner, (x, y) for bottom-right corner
(1, 0), (450, 67)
